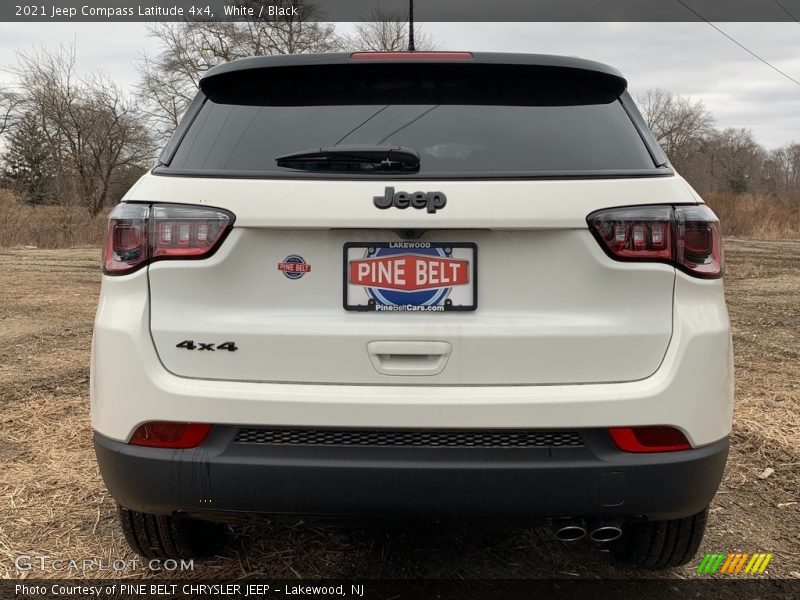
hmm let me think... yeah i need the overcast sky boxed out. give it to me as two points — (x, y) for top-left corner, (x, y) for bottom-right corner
(0, 22), (798, 148)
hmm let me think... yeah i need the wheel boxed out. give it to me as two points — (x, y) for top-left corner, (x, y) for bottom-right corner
(609, 507), (708, 569)
(117, 504), (227, 560)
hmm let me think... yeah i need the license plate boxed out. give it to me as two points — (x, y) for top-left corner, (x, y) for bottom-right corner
(343, 242), (477, 312)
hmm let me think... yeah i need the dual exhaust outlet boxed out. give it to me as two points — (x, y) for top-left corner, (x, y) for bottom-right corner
(553, 519), (622, 543)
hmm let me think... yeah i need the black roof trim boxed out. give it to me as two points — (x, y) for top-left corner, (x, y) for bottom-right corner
(199, 52), (628, 108)
(203, 52), (622, 78)
(200, 51), (626, 90)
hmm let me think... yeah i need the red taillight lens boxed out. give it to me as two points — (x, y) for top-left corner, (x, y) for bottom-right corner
(587, 204), (723, 278)
(129, 422), (211, 449)
(103, 203), (149, 275)
(350, 51), (474, 61)
(675, 206), (723, 278)
(103, 203), (234, 275)
(588, 206), (673, 261)
(149, 204), (232, 259)
(609, 426), (691, 453)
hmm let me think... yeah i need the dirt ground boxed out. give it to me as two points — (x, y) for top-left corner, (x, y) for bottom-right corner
(0, 240), (797, 581)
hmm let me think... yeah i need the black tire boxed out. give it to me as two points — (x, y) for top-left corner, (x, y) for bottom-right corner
(609, 507), (708, 570)
(117, 504), (227, 560)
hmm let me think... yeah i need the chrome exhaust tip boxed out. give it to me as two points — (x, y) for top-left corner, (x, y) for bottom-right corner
(553, 520), (587, 542)
(589, 521), (623, 542)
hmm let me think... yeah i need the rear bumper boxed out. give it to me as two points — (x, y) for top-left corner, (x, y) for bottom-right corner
(91, 271), (734, 448)
(94, 428), (728, 521)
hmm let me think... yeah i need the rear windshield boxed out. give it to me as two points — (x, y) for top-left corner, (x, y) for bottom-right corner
(163, 99), (657, 178)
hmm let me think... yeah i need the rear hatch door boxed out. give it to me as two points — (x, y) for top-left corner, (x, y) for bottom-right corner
(143, 53), (683, 385)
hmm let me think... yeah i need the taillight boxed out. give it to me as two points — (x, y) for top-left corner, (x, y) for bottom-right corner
(103, 203), (234, 275)
(609, 427), (691, 453)
(129, 422), (212, 449)
(587, 204), (723, 278)
(103, 203), (149, 274)
(675, 206), (723, 278)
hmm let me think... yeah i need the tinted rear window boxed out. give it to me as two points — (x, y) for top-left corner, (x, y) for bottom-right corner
(165, 99), (656, 177)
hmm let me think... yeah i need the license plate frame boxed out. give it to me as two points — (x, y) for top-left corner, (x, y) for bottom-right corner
(343, 242), (478, 312)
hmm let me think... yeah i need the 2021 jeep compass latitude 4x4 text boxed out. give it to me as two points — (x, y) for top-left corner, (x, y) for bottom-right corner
(92, 52), (732, 569)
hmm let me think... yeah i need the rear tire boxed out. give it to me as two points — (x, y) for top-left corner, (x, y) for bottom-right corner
(117, 504), (226, 560)
(609, 507), (708, 569)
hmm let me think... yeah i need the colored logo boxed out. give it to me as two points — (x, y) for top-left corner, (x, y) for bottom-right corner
(696, 552), (773, 575)
(278, 255), (311, 279)
(349, 246), (468, 307)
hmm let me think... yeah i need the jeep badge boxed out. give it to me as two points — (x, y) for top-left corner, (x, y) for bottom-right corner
(374, 187), (447, 213)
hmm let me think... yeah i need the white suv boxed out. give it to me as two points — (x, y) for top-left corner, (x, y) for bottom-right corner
(91, 52), (733, 569)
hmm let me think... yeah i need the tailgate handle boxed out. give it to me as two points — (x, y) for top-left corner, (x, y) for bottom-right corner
(367, 341), (452, 376)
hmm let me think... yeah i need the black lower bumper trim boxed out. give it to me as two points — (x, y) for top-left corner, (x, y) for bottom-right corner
(94, 428), (728, 521)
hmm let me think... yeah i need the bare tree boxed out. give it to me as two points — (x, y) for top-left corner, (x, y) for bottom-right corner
(0, 89), (21, 137)
(637, 88), (714, 171)
(79, 75), (154, 214)
(344, 5), (438, 52)
(784, 143), (800, 191)
(11, 45), (154, 214)
(11, 45), (82, 206)
(762, 147), (788, 193)
(137, 1), (343, 140)
(707, 128), (764, 194)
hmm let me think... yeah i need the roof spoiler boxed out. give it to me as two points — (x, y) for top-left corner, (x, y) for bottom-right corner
(199, 52), (628, 107)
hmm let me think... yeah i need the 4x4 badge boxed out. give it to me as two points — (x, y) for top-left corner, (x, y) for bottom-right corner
(374, 187), (446, 213)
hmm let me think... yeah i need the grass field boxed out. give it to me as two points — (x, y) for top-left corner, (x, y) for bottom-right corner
(0, 240), (798, 580)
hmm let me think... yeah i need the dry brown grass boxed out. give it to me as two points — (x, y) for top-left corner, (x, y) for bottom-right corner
(721, 240), (800, 503)
(0, 189), (106, 249)
(0, 241), (798, 581)
(705, 193), (800, 240)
